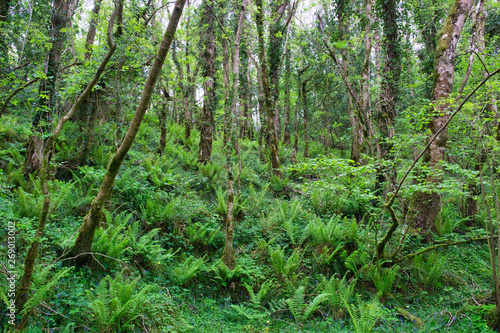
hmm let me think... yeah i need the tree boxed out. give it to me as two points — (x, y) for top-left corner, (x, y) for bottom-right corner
(197, 0), (216, 163)
(409, 0), (474, 237)
(255, 0), (289, 177)
(24, 0), (78, 175)
(15, 0), (122, 318)
(376, 0), (402, 194)
(67, 0), (186, 265)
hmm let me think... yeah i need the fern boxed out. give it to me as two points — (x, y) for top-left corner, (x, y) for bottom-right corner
(21, 266), (74, 317)
(269, 246), (301, 283)
(248, 183), (270, 208)
(215, 186), (227, 218)
(277, 200), (308, 245)
(313, 244), (345, 266)
(127, 223), (177, 269)
(86, 272), (152, 332)
(186, 222), (221, 248)
(172, 254), (207, 285)
(308, 215), (344, 248)
(344, 297), (381, 333)
(286, 286), (330, 325)
(372, 264), (399, 302)
(91, 210), (132, 266)
(320, 274), (356, 319)
(211, 260), (254, 287)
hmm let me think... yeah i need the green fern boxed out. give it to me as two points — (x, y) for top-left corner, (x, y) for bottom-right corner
(320, 274), (356, 319)
(286, 286), (330, 325)
(211, 260), (254, 287)
(172, 254), (207, 285)
(91, 210), (132, 266)
(344, 297), (381, 333)
(373, 264), (399, 302)
(248, 183), (270, 208)
(215, 186), (227, 218)
(127, 223), (177, 269)
(186, 222), (221, 248)
(308, 215), (344, 248)
(269, 246), (301, 283)
(86, 272), (152, 332)
(21, 266), (74, 317)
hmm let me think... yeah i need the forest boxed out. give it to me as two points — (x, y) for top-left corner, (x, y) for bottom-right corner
(0, 0), (500, 331)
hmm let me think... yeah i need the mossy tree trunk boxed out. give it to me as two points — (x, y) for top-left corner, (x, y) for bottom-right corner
(255, 0), (287, 178)
(283, 40), (292, 146)
(68, 0), (186, 265)
(377, 0), (401, 194)
(197, 0), (216, 163)
(15, 1), (121, 320)
(25, 0), (77, 175)
(409, 0), (473, 237)
(221, 0), (247, 270)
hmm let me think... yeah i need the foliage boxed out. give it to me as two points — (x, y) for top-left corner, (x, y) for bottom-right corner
(85, 272), (153, 332)
(286, 285), (330, 325)
(172, 254), (207, 285)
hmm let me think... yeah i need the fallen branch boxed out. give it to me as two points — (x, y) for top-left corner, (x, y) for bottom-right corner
(404, 237), (488, 259)
(397, 307), (424, 328)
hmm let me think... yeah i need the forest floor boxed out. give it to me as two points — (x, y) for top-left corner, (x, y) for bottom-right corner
(0, 115), (496, 332)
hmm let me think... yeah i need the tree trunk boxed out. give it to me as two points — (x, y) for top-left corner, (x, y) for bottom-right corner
(255, 0), (285, 177)
(409, 0), (473, 236)
(198, 0), (215, 163)
(67, 0), (186, 265)
(84, 0), (103, 61)
(221, 0), (246, 270)
(25, 0), (76, 175)
(0, 0), (10, 72)
(302, 78), (310, 158)
(283, 40), (292, 145)
(377, 0), (402, 193)
(16, 1), (121, 319)
(157, 87), (171, 155)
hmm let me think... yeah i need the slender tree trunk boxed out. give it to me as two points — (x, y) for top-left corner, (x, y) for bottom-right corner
(15, 1), (121, 319)
(409, 0), (473, 236)
(282, 40), (292, 146)
(0, 0), (10, 73)
(377, 0), (402, 194)
(302, 78), (310, 158)
(255, 0), (285, 177)
(157, 87), (171, 155)
(222, 0), (246, 270)
(324, 78), (331, 151)
(25, 0), (77, 175)
(461, 0), (484, 225)
(84, 0), (103, 61)
(239, 37), (249, 139)
(67, 0), (186, 265)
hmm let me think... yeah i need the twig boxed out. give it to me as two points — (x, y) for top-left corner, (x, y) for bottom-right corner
(41, 302), (72, 321)
(58, 252), (125, 267)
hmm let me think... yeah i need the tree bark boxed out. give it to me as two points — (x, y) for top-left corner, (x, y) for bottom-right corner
(409, 0), (473, 237)
(84, 0), (103, 61)
(25, 0), (77, 175)
(198, 0), (216, 163)
(255, 0), (284, 177)
(67, 0), (186, 265)
(221, 0), (246, 270)
(0, 0), (10, 73)
(377, 0), (402, 193)
(15, 1), (121, 319)
(283, 39), (292, 145)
